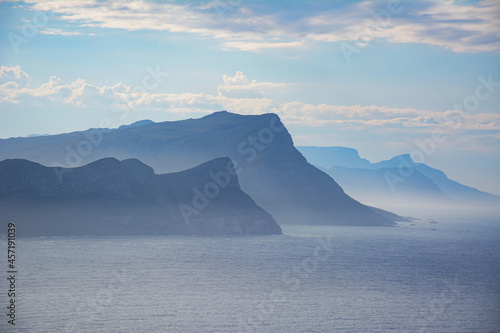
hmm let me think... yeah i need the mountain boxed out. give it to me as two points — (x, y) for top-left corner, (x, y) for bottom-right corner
(118, 119), (154, 130)
(296, 146), (373, 169)
(297, 146), (500, 218)
(371, 154), (500, 204)
(0, 112), (396, 226)
(26, 134), (50, 138)
(0, 157), (282, 236)
(323, 165), (452, 203)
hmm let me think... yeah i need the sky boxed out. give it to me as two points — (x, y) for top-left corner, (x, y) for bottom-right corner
(0, 0), (499, 195)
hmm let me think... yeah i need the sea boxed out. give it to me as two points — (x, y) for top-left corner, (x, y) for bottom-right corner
(1, 221), (499, 333)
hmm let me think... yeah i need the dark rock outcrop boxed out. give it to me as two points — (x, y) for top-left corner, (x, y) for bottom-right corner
(0, 157), (282, 236)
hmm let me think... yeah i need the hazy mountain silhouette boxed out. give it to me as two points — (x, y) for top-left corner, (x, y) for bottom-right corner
(118, 119), (154, 130)
(371, 154), (500, 204)
(297, 146), (500, 218)
(323, 165), (451, 201)
(0, 157), (282, 236)
(0, 112), (397, 226)
(297, 146), (373, 169)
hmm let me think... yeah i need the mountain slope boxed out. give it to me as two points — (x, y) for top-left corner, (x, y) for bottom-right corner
(0, 112), (395, 226)
(371, 154), (500, 204)
(296, 146), (373, 169)
(297, 146), (500, 218)
(0, 157), (282, 236)
(323, 165), (451, 202)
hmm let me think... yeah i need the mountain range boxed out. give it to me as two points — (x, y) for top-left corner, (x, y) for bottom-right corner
(0, 157), (282, 236)
(297, 146), (500, 219)
(0, 112), (398, 228)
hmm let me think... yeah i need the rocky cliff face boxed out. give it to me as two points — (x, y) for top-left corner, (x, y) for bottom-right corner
(0, 157), (281, 236)
(0, 112), (395, 226)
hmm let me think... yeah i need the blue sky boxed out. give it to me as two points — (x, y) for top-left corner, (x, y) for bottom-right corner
(0, 0), (499, 195)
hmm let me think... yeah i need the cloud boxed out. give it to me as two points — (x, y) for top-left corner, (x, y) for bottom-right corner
(0, 67), (284, 115)
(297, 0), (500, 53)
(217, 71), (289, 99)
(222, 41), (305, 52)
(0, 65), (31, 87)
(278, 101), (500, 131)
(0, 65), (32, 103)
(380, 0), (500, 53)
(22, 0), (500, 53)
(28, 0), (262, 38)
(0, 67), (127, 107)
(40, 28), (83, 36)
(2, 66), (498, 135)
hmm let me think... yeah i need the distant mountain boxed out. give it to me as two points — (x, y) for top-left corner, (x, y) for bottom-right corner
(297, 146), (500, 218)
(322, 165), (452, 203)
(371, 154), (499, 204)
(0, 112), (397, 226)
(0, 157), (281, 236)
(26, 134), (50, 138)
(296, 146), (373, 169)
(118, 119), (154, 130)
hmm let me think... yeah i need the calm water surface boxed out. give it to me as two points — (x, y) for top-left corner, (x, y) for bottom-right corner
(1, 221), (499, 332)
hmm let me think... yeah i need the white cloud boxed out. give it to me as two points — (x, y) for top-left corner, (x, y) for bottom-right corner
(1, 66), (498, 133)
(217, 71), (289, 99)
(40, 28), (83, 36)
(222, 41), (305, 52)
(0, 65), (31, 89)
(28, 0), (264, 39)
(0, 65), (32, 103)
(383, 0), (500, 53)
(0, 68), (128, 107)
(300, 0), (500, 53)
(278, 101), (500, 131)
(0, 67), (284, 115)
(22, 0), (500, 53)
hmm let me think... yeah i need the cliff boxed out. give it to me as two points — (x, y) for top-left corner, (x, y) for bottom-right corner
(0, 157), (282, 236)
(0, 112), (395, 226)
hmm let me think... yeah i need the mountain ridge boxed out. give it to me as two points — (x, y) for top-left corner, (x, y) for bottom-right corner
(297, 146), (500, 218)
(0, 112), (398, 226)
(0, 157), (282, 236)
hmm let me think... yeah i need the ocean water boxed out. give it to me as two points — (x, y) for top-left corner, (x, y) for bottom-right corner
(1, 221), (499, 333)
